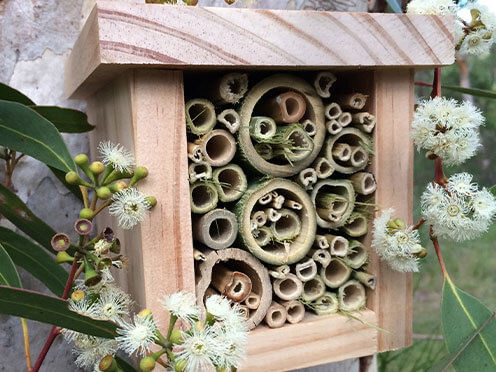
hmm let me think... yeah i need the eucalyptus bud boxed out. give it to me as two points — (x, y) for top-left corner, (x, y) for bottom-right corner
(108, 181), (127, 193)
(170, 329), (184, 345)
(138, 309), (152, 319)
(174, 359), (187, 372)
(140, 357), (156, 372)
(65, 171), (93, 188)
(79, 208), (94, 220)
(71, 290), (85, 302)
(145, 196), (157, 208)
(90, 161), (105, 175)
(99, 355), (119, 371)
(97, 187), (112, 200)
(129, 166), (149, 187)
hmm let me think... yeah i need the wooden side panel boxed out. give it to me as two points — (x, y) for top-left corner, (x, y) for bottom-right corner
(86, 70), (195, 326)
(368, 69), (414, 351)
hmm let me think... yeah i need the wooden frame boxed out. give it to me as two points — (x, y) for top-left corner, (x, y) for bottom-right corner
(67, 2), (453, 370)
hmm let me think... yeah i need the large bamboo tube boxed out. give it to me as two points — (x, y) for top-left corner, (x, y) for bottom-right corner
(313, 72), (336, 98)
(185, 99), (216, 135)
(295, 258), (317, 282)
(344, 240), (368, 269)
(211, 264), (253, 302)
(217, 109), (241, 134)
(190, 182), (218, 214)
(270, 208), (302, 241)
(312, 157), (334, 179)
(239, 74), (326, 177)
(244, 292), (261, 310)
(264, 301), (287, 328)
(188, 161), (212, 183)
(281, 300), (306, 324)
(259, 91), (307, 123)
(301, 276), (326, 302)
(323, 127), (372, 174)
(311, 180), (355, 229)
(350, 172), (377, 195)
(252, 226), (272, 247)
(196, 129), (236, 167)
(324, 102), (342, 120)
(193, 209), (238, 250)
(296, 168), (318, 191)
(337, 93), (368, 110)
(325, 234), (349, 257)
(308, 248), (331, 268)
(320, 258), (352, 289)
(212, 164), (247, 203)
(254, 143), (273, 160)
(312, 292), (339, 315)
(341, 212), (368, 237)
(338, 280), (366, 312)
(352, 112), (376, 133)
(353, 271), (376, 290)
(250, 116), (277, 141)
(210, 72), (249, 105)
(196, 248), (272, 330)
(236, 178), (316, 265)
(273, 273), (303, 301)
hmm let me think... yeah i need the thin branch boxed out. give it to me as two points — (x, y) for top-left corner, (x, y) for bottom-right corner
(21, 318), (32, 371)
(412, 218), (426, 231)
(430, 226), (446, 279)
(415, 81), (433, 87)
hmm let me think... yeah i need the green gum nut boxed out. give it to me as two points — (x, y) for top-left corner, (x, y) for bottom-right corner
(174, 359), (187, 372)
(97, 187), (112, 200)
(90, 161), (105, 175)
(74, 154), (89, 167)
(79, 208), (94, 220)
(140, 357), (156, 372)
(145, 196), (157, 208)
(56, 251), (74, 264)
(170, 329), (184, 345)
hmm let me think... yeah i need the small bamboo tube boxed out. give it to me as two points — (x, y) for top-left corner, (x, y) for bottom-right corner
(350, 172), (377, 195)
(238, 305), (250, 320)
(326, 120), (342, 135)
(265, 208), (282, 222)
(269, 264), (290, 280)
(344, 240), (369, 269)
(341, 213), (368, 237)
(295, 258), (318, 282)
(187, 142), (203, 163)
(302, 119), (317, 137)
(325, 102), (342, 120)
(193, 209), (238, 250)
(264, 301), (287, 328)
(337, 93), (368, 110)
(352, 112), (376, 133)
(211, 72), (249, 104)
(204, 287), (219, 299)
(338, 280), (366, 312)
(338, 112), (352, 127)
(188, 161), (212, 183)
(323, 128), (372, 174)
(217, 109), (241, 134)
(312, 157), (334, 179)
(308, 248), (332, 268)
(281, 300), (306, 324)
(353, 271), (376, 290)
(313, 72), (336, 98)
(190, 182), (218, 214)
(251, 210), (267, 228)
(301, 275), (326, 302)
(258, 193), (273, 205)
(254, 143), (273, 160)
(320, 258), (352, 289)
(260, 91), (307, 123)
(252, 226), (272, 247)
(311, 179), (355, 229)
(272, 124), (314, 163)
(312, 292), (339, 315)
(296, 168), (318, 190)
(212, 164), (247, 203)
(185, 99), (216, 135)
(196, 129), (236, 167)
(244, 292), (261, 310)
(314, 235), (330, 250)
(211, 265), (253, 302)
(270, 209), (302, 241)
(332, 143), (352, 162)
(325, 234), (349, 257)
(349, 146), (368, 168)
(250, 116), (277, 141)
(193, 248), (207, 262)
(273, 273), (303, 301)
(271, 194), (285, 210)
(283, 200), (303, 211)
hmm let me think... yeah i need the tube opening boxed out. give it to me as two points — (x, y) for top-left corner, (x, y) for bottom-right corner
(208, 218), (233, 243)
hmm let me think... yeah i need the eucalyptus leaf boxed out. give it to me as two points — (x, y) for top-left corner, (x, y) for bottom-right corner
(115, 356), (138, 372)
(0, 286), (118, 338)
(0, 243), (22, 288)
(30, 106), (94, 133)
(442, 85), (496, 99)
(0, 82), (35, 106)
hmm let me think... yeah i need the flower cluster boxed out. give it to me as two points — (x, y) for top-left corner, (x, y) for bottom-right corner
(411, 97), (484, 165)
(407, 0), (457, 15)
(372, 209), (425, 272)
(421, 173), (496, 241)
(456, 2), (496, 57)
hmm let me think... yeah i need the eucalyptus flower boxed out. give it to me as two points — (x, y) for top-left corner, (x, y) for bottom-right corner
(98, 141), (135, 173)
(73, 335), (119, 368)
(457, 2), (496, 56)
(406, 0), (457, 15)
(160, 291), (199, 323)
(175, 325), (222, 372)
(95, 287), (132, 322)
(116, 313), (158, 357)
(109, 187), (151, 229)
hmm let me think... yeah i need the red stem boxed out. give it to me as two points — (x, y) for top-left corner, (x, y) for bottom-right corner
(430, 226), (446, 278)
(412, 218), (426, 230)
(414, 81), (433, 87)
(431, 67), (442, 99)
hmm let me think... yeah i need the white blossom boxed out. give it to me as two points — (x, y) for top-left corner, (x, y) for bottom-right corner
(447, 172), (478, 195)
(206, 295), (248, 333)
(116, 314), (158, 357)
(215, 328), (248, 370)
(98, 141), (135, 173)
(472, 188), (496, 220)
(407, 0), (457, 15)
(175, 326), (222, 372)
(73, 335), (119, 368)
(467, 2), (496, 32)
(93, 239), (112, 257)
(458, 28), (493, 56)
(95, 287), (132, 322)
(161, 291), (199, 323)
(109, 187), (151, 229)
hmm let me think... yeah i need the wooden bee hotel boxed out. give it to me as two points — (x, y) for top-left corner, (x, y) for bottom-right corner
(65, 2), (454, 370)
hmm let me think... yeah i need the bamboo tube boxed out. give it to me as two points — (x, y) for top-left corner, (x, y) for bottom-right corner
(283, 199), (303, 211)
(314, 72), (336, 98)
(269, 265), (290, 280)
(271, 194), (285, 210)
(236, 178), (316, 265)
(238, 305), (250, 320)
(332, 143), (352, 162)
(344, 240), (368, 269)
(188, 161), (212, 183)
(280, 300), (306, 324)
(316, 193), (349, 217)
(273, 273), (303, 301)
(350, 172), (377, 195)
(196, 129), (236, 167)
(185, 99), (216, 135)
(325, 234), (349, 257)
(265, 208), (282, 222)
(251, 210), (267, 228)
(211, 72), (249, 104)
(250, 116), (277, 141)
(254, 143), (273, 160)
(217, 109), (241, 134)
(187, 142), (203, 163)
(244, 292), (261, 310)
(212, 164), (247, 203)
(270, 209), (302, 241)
(258, 193), (273, 205)
(193, 248), (206, 261)
(302, 119), (317, 137)
(252, 226), (272, 247)
(312, 157), (334, 179)
(259, 91), (307, 123)
(272, 124), (314, 163)
(295, 258), (317, 282)
(326, 120), (342, 135)
(296, 168), (318, 190)
(238, 74), (326, 177)
(349, 146), (368, 168)
(341, 212), (368, 237)
(320, 258), (352, 289)
(325, 102), (342, 120)
(211, 264), (253, 302)
(314, 235), (330, 250)
(337, 93), (368, 110)
(311, 180), (355, 229)
(338, 112), (352, 127)
(352, 112), (376, 133)
(301, 276), (326, 302)
(323, 127), (372, 174)
(264, 301), (287, 328)
(338, 280), (366, 312)
(308, 248), (332, 268)
(353, 271), (376, 290)
(193, 209), (238, 250)
(190, 182), (218, 214)
(312, 292), (339, 315)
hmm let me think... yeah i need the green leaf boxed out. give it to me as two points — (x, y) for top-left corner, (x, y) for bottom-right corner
(0, 285), (118, 338)
(442, 274), (496, 371)
(386, 0), (403, 13)
(0, 243), (22, 288)
(0, 227), (67, 296)
(115, 356), (138, 372)
(442, 85), (496, 99)
(0, 100), (76, 172)
(30, 106), (94, 133)
(0, 82), (35, 106)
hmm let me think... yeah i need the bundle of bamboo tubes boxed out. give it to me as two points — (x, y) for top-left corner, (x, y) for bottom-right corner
(188, 71), (376, 330)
